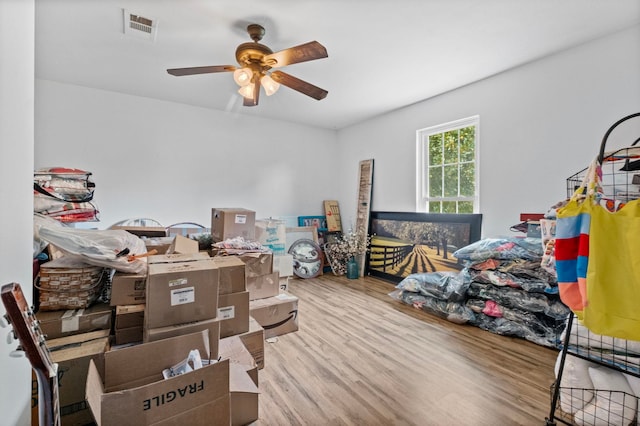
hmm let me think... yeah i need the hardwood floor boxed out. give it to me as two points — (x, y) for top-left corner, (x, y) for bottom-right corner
(257, 274), (559, 425)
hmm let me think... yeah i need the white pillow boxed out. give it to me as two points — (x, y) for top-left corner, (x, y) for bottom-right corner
(574, 367), (637, 426)
(554, 352), (596, 414)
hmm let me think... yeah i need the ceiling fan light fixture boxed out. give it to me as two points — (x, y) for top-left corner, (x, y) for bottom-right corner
(233, 67), (253, 86)
(261, 74), (280, 96)
(238, 83), (255, 98)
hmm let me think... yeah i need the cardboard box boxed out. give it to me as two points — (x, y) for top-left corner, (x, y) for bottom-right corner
(168, 226), (210, 238)
(166, 234), (199, 255)
(279, 276), (289, 293)
(37, 303), (113, 340)
(143, 317), (220, 360)
(207, 256), (246, 295)
(246, 272), (279, 301)
(115, 326), (143, 345)
(86, 331), (230, 426)
(218, 291), (250, 338)
(110, 272), (146, 306)
(218, 336), (260, 426)
(110, 225), (167, 238)
(211, 208), (256, 242)
(147, 252), (210, 265)
(219, 335), (257, 384)
(255, 218), (286, 255)
(143, 237), (173, 256)
(35, 334), (109, 426)
(273, 253), (293, 277)
(240, 317), (265, 370)
(238, 252), (272, 277)
(249, 293), (299, 339)
(115, 304), (145, 329)
(229, 363), (259, 426)
(146, 261), (219, 329)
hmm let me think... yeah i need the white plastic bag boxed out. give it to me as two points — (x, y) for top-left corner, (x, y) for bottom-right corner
(38, 225), (148, 273)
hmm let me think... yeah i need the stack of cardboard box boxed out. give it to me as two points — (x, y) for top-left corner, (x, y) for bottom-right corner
(33, 207), (303, 425)
(142, 252), (221, 357)
(210, 207), (300, 341)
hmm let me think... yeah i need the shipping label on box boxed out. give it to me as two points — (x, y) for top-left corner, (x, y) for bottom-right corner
(207, 256), (246, 295)
(146, 262), (219, 329)
(249, 292), (299, 339)
(246, 272), (279, 301)
(111, 272), (146, 306)
(211, 208), (256, 242)
(218, 291), (250, 338)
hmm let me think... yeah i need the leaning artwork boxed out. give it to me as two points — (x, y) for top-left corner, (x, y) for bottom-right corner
(366, 211), (482, 283)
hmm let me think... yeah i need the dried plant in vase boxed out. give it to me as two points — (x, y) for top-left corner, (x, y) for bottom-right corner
(323, 229), (370, 276)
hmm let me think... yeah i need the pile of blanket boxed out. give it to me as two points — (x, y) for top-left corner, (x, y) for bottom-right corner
(392, 237), (571, 347)
(34, 167), (99, 222)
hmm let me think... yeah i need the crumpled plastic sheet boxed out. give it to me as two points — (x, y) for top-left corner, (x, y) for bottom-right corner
(38, 225), (148, 274)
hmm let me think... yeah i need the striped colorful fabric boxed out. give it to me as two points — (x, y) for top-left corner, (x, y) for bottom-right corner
(555, 206), (591, 315)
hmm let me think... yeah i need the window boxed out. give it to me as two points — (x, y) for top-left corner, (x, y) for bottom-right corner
(417, 116), (479, 214)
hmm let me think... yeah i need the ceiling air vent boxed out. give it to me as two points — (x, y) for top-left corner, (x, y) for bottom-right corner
(123, 9), (157, 41)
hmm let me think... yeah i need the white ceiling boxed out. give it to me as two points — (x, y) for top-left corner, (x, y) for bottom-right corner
(35, 0), (640, 130)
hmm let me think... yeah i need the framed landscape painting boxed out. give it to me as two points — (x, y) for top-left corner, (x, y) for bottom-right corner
(366, 211), (482, 283)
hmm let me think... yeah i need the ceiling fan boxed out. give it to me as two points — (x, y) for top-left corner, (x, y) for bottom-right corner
(167, 24), (328, 107)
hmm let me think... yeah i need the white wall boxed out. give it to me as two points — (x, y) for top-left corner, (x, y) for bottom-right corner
(35, 81), (339, 228)
(0, 0), (35, 424)
(337, 25), (640, 239)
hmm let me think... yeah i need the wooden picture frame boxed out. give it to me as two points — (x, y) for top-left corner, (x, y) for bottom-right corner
(366, 211), (482, 283)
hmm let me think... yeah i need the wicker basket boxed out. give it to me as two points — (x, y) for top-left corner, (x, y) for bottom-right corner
(36, 256), (106, 311)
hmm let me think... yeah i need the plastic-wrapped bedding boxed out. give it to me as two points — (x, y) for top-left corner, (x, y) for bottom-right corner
(468, 269), (555, 293)
(453, 237), (544, 262)
(395, 269), (471, 303)
(389, 289), (476, 324)
(470, 313), (560, 347)
(466, 282), (570, 320)
(466, 298), (563, 336)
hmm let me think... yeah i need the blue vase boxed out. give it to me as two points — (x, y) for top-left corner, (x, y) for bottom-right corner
(346, 257), (359, 279)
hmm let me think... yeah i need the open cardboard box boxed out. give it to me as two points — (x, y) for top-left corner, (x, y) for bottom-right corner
(86, 330), (230, 426)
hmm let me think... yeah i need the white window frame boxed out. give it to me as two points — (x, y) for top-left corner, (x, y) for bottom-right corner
(416, 115), (480, 213)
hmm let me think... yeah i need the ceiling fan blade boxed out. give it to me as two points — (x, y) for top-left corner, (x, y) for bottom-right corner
(271, 71), (328, 100)
(243, 81), (260, 107)
(167, 65), (235, 76)
(263, 41), (328, 68)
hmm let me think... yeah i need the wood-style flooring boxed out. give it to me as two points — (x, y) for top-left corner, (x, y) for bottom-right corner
(257, 274), (559, 426)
